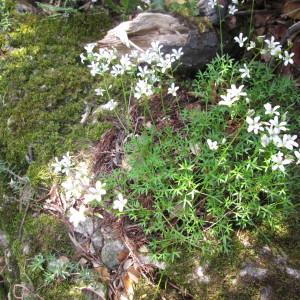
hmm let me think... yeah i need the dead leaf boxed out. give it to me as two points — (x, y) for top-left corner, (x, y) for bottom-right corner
(94, 266), (110, 282)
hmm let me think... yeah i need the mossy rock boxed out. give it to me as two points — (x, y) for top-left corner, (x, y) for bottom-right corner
(0, 11), (111, 186)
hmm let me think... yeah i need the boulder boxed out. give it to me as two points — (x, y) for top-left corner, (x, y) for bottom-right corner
(97, 12), (219, 72)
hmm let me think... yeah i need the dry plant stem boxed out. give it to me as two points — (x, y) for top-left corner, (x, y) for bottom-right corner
(249, 0), (256, 37)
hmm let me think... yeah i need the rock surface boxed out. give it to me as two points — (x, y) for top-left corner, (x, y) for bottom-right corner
(97, 12), (219, 72)
(101, 240), (128, 269)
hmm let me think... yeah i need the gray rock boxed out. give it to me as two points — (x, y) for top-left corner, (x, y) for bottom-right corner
(91, 233), (104, 252)
(101, 240), (128, 269)
(74, 217), (94, 237)
(0, 231), (8, 249)
(97, 12), (219, 72)
(240, 266), (268, 281)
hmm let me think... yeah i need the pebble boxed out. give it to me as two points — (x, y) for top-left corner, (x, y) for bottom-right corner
(101, 240), (128, 269)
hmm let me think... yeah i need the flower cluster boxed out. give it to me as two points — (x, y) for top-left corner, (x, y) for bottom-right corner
(246, 104), (299, 172)
(218, 84), (247, 107)
(81, 41), (183, 102)
(51, 154), (129, 227)
(234, 33), (295, 66)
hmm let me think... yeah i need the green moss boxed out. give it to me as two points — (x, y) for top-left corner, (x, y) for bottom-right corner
(0, 11), (111, 185)
(24, 214), (74, 255)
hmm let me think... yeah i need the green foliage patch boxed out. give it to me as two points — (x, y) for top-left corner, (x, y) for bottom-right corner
(0, 12), (111, 185)
(109, 56), (300, 262)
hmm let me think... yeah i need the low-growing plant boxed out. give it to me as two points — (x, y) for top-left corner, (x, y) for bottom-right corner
(107, 54), (299, 262)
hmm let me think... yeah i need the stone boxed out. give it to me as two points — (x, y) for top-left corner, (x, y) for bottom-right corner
(97, 12), (219, 72)
(0, 231), (8, 249)
(91, 233), (104, 252)
(101, 240), (128, 269)
(240, 266), (268, 281)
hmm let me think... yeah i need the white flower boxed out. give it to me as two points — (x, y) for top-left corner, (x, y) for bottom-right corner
(120, 54), (133, 71)
(207, 139), (218, 151)
(279, 51), (294, 66)
(137, 65), (150, 78)
(168, 83), (179, 96)
(234, 33), (248, 47)
(219, 94), (235, 107)
(264, 103), (280, 116)
(157, 55), (173, 73)
(52, 152), (73, 175)
(268, 116), (288, 134)
(84, 43), (96, 53)
(208, 0), (223, 8)
(281, 134), (298, 150)
(246, 116), (264, 134)
(227, 84), (247, 101)
(228, 4), (238, 15)
(261, 134), (270, 147)
(171, 48), (184, 60)
(69, 206), (87, 227)
(88, 61), (100, 77)
(95, 88), (105, 96)
(80, 53), (86, 64)
(264, 36), (282, 56)
(111, 64), (123, 77)
(113, 193), (128, 212)
(62, 176), (85, 199)
(150, 41), (163, 53)
(266, 126), (281, 145)
(100, 99), (118, 111)
(271, 151), (293, 172)
(218, 84), (247, 107)
(239, 64), (250, 79)
(232, 0), (239, 4)
(247, 41), (256, 51)
(84, 181), (106, 204)
(294, 150), (300, 164)
(134, 79), (153, 99)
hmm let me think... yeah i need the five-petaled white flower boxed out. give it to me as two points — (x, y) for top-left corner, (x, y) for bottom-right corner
(281, 134), (299, 151)
(171, 48), (184, 60)
(228, 4), (238, 15)
(264, 103), (280, 116)
(234, 33), (248, 47)
(264, 36), (282, 56)
(239, 64), (250, 79)
(279, 51), (295, 66)
(271, 152), (293, 172)
(84, 180), (106, 204)
(247, 41), (256, 51)
(268, 116), (288, 134)
(84, 43), (96, 53)
(228, 84), (247, 100)
(113, 193), (128, 212)
(168, 83), (179, 96)
(246, 116), (264, 134)
(69, 206), (87, 227)
(207, 139), (218, 151)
